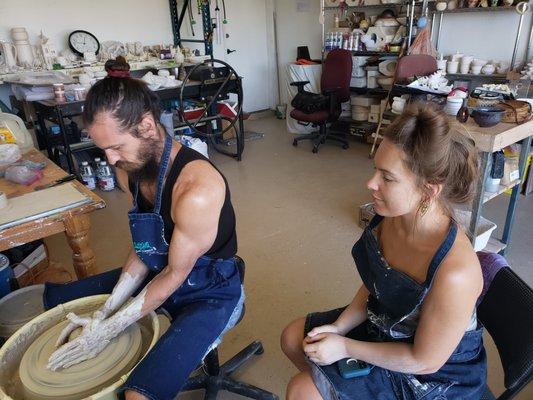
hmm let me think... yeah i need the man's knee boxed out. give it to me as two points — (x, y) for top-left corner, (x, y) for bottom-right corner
(286, 372), (321, 400)
(280, 317), (305, 356)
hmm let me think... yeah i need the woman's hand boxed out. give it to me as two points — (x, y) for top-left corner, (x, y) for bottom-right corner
(306, 324), (342, 338)
(303, 332), (348, 366)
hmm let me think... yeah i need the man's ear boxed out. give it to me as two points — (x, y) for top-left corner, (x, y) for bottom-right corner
(137, 114), (158, 139)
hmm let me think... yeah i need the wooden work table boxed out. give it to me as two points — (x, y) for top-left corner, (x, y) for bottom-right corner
(0, 149), (105, 278)
(459, 118), (533, 153)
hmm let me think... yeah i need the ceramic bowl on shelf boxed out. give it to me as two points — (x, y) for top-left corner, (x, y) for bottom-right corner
(471, 108), (505, 127)
(497, 62), (510, 74)
(471, 65), (482, 75)
(436, 1), (447, 11)
(377, 76), (394, 89)
(482, 64), (496, 75)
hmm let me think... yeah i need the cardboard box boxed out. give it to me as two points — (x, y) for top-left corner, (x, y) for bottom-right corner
(370, 105), (381, 114)
(368, 113), (380, 123)
(351, 96), (381, 107)
(12, 243), (49, 287)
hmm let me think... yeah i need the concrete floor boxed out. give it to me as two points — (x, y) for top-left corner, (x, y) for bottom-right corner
(45, 115), (532, 399)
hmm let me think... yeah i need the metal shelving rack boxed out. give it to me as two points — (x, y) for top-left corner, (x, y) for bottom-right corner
(320, 0), (427, 58)
(169, 0), (214, 57)
(431, 3), (532, 70)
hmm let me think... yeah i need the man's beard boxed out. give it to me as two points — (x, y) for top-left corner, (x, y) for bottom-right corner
(116, 139), (163, 184)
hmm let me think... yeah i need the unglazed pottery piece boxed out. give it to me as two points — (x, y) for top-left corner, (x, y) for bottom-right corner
(19, 318), (143, 400)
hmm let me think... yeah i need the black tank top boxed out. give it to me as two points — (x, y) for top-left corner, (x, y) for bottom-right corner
(132, 145), (237, 259)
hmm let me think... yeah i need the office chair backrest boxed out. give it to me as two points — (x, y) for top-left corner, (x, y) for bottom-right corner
(477, 263), (533, 392)
(395, 54), (437, 82)
(321, 49), (352, 103)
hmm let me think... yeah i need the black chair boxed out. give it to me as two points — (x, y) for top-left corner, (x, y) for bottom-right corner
(290, 49), (352, 153)
(477, 261), (533, 400)
(182, 256), (278, 400)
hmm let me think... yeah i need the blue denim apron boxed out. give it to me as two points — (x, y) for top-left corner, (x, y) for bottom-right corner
(305, 215), (487, 400)
(44, 135), (243, 400)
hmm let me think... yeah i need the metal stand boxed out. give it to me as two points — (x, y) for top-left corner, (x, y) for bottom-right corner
(169, 0), (214, 57)
(469, 136), (533, 255)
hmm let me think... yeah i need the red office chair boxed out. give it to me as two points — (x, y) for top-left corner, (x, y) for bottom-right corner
(290, 49), (353, 153)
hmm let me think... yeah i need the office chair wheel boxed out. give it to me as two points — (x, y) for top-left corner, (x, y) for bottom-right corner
(312, 146), (318, 153)
(342, 144), (349, 149)
(292, 139), (298, 147)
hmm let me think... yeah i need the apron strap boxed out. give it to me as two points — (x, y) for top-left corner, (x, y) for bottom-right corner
(423, 221), (458, 288)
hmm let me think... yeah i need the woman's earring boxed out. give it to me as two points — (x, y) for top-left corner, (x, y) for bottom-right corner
(419, 199), (430, 217)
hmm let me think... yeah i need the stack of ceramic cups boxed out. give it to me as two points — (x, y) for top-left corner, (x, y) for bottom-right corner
(53, 83), (66, 103)
(444, 97), (463, 116)
(459, 56), (473, 75)
(11, 28), (34, 68)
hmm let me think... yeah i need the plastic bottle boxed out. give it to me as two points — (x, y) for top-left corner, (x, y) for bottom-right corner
(93, 157), (102, 183)
(97, 161), (115, 191)
(80, 161), (96, 190)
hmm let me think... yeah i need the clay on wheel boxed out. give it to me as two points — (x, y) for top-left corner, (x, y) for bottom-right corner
(19, 318), (142, 400)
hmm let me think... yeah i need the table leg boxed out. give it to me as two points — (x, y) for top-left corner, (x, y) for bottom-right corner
(55, 108), (75, 174)
(63, 215), (96, 279)
(37, 112), (55, 160)
(469, 151), (491, 244)
(501, 136), (533, 255)
(237, 111), (244, 161)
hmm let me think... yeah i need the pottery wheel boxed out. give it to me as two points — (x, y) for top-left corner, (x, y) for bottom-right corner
(19, 318), (143, 400)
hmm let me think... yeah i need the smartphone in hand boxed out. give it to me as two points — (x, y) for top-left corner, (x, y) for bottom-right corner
(337, 358), (372, 379)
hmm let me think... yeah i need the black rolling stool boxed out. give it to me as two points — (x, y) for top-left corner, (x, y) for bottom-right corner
(181, 256), (278, 400)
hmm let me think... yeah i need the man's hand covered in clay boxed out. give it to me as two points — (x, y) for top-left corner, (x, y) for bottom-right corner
(47, 312), (124, 371)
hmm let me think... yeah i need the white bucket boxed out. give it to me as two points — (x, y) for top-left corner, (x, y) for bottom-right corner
(0, 295), (160, 400)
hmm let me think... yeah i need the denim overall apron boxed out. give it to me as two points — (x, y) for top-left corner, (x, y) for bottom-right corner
(44, 135), (243, 400)
(304, 215), (487, 400)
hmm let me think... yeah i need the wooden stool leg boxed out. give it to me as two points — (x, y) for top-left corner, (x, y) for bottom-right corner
(64, 215), (96, 279)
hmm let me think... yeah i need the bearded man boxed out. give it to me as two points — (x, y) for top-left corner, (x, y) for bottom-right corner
(44, 60), (242, 400)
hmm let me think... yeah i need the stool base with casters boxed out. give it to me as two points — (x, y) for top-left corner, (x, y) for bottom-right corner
(182, 341), (278, 400)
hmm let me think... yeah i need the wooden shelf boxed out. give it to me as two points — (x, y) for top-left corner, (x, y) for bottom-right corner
(352, 51), (400, 57)
(483, 179), (521, 204)
(484, 237), (507, 254)
(350, 87), (389, 95)
(446, 73), (507, 80)
(324, 0), (429, 10)
(436, 6), (518, 14)
(324, 3), (402, 10)
(456, 117), (533, 153)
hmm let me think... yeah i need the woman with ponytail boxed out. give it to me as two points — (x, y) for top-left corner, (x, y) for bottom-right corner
(281, 104), (486, 400)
